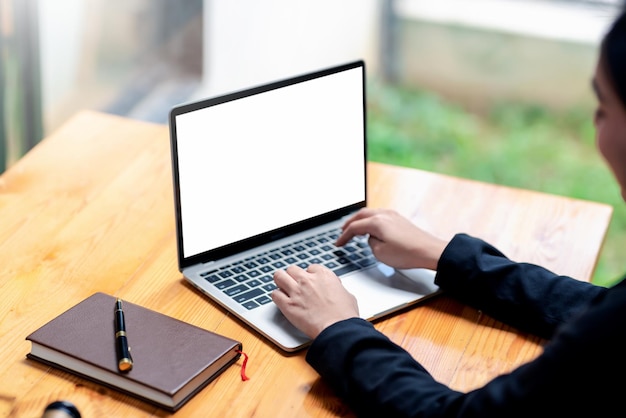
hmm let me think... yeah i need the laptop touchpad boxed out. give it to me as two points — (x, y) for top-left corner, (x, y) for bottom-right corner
(342, 264), (439, 320)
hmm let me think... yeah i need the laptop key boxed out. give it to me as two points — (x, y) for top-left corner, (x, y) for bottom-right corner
(260, 275), (274, 283)
(262, 283), (277, 292)
(242, 300), (259, 310)
(215, 278), (236, 289)
(247, 279), (263, 287)
(218, 270), (233, 278)
(234, 274), (248, 283)
(325, 261), (338, 269)
(259, 265), (273, 273)
(234, 288), (264, 303)
(255, 295), (272, 305)
(348, 253), (362, 262)
(204, 274), (221, 284)
(337, 257), (350, 265)
(224, 284), (249, 296)
(358, 257), (378, 267)
(332, 263), (360, 277)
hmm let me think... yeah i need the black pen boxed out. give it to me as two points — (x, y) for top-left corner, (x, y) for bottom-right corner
(114, 298), (133, 372)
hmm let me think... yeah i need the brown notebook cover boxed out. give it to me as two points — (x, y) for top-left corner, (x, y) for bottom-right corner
(26, 292), (242, 412)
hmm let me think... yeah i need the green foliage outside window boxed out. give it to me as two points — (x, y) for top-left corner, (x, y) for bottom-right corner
(367, 79), (625, 287)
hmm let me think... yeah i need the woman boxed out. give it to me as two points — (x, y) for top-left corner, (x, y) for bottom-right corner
(271, 7), (626, 418)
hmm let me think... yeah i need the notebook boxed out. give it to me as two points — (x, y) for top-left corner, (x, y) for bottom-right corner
(168, 60), (440, 352)
(26, 292), (242, 411)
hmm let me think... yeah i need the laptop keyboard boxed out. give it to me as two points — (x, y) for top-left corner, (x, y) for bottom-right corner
(198, 227), (377, 310)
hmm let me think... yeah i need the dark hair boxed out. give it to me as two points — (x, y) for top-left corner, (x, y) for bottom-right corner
(602, 8), (626, 107)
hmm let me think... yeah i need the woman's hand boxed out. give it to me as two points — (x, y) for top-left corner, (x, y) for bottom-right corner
(272, 208), (448, 339)
(336, 208), (448, 271)
(272, 264), (359, 339)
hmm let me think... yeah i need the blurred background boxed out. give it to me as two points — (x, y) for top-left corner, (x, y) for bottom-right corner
(0, 0), (624, 285)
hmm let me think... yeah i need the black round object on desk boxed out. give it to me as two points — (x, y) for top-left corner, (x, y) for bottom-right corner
(42, 401), (81, 418)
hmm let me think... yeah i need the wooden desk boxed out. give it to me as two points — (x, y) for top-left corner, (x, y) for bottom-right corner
(0, 111), (613, 417)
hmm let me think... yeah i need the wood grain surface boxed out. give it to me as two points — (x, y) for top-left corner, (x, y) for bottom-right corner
(0, 111), (613, 417)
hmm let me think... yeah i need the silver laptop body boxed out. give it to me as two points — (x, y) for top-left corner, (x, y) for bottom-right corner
(168, 60), (439, 352)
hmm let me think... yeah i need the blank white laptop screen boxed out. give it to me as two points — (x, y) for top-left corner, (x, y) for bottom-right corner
(174, 66), (365, 259)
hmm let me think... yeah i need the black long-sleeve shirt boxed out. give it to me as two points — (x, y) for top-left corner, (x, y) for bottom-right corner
(306, 234), (626, 417)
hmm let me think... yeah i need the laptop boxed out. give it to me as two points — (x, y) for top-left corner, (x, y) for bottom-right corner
(168, 60), (440, 352)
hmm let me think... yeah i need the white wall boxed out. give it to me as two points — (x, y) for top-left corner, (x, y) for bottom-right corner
(38, 0), (85, 126)
(394, 0), (620, 111)
(397, 0), (615, 45)
(37, 0), (382, 131)
(195, 0), (381, 99)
